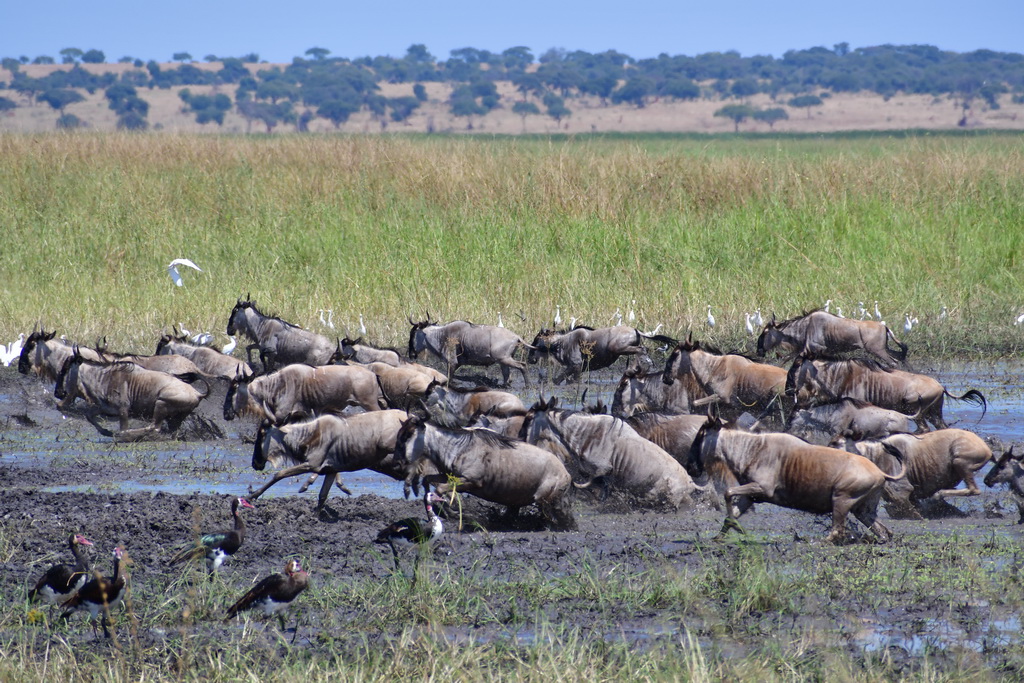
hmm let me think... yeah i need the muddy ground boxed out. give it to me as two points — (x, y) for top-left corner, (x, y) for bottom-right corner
(2, 358), (1023, 674)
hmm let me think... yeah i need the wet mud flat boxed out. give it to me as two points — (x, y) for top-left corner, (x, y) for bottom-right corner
(2, 361), (1024, 677)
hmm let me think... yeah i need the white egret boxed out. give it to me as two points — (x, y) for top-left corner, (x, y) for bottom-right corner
(8, 332), (25, 361)
(1015, 312), (1024, 326)
(497, 313), (505, 328)
(178, 323), (193, 339)
(645, 323), (663, 336)
(359, 315), (367, 336)
(938, 305), (948, 322)
(904, 314), (914, 333)
(745, 313), (755, 336)
(554, 306), (562, 327)
(753, 309), (764, 328)
(857, 302), (867, 320)
(824, 299), (832, 313)
(222, 336), (237, 355)
(569, 316), (578, 330)
(874, 301), (883, 322)
(611, 308), (622, 326)
(706, 305), (716, 329)
(167, 258), (202, 287)
(836, 307), (844, 319)
(192, 332), (214, 346)
(627, 300), (636, 324)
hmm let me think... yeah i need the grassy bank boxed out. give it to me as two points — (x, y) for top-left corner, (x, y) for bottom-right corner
(1, 132), (1022, 356)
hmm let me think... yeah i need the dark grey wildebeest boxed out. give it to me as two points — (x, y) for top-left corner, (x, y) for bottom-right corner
(407, 317), (531, 386)
(757, 310), (908, 365)
(331, 337), (403, 367)
(227, 297), (335, 371)
(54, 349), (209, 441)
(528, 325), (677, 385)
(611, 366), (703, 418)
(395, 415), (576, 530)
(249, 411), (414, 513)
(155, 333), (254, 381)
(625, 412), (709, 474)
(787, 397), (918, 441)
(18, 330), (105, 383)
(519, 397), (705, 510)
(985, 446), (1024, 524)
(689, 416), (906, 543)
(425, 384), (526, 424)
(224, 362), (385, 424)
(786, 356), (986, 431)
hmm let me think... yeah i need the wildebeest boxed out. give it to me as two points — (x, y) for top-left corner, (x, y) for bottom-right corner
(425, 384), (526, 424)
(223, 363), (385, 424)
(407, 317), (531, 386)
(94, 344), (206, 380)
(757, 310), (908, 365)
(984, 446), (1024, 524)
(18, 330), (104, 382)
(331, 337), (403, 367)
(662, 336), (788, 416)
(838, 429), (993, 518)
(155, 333), (253, 381)
(787, 397), (918, 441)
(625, 412), (709, 474)
(527, 325), (676, 385)
(55, 349), (209, 441)
(786, 356), (986, 430)
(395, 415), (576, 530)
(249, 411), (414, 512)
(367, 361), (439, 411)
(227, 297), (335, 371)
(519, 397), (704, 510)
(611, 366), (702, 418)
(689, 415), (906, 543)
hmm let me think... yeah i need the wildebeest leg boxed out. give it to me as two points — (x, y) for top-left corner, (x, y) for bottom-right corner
(825, 494), (856, 544)
(315, 471), (352, 512)
(245, 343), (259, 364)
(298, 473), (320, 493)
(852, 495), (892, 542)
(882, 480), (923, 520)
(720, 482), (766, 537)
(248, 463), (318, 501)
(500, 359), (530, 387)
(933, 460), (985, 500)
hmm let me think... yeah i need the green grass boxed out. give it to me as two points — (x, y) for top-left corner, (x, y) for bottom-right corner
(1, 132), (1023, 356)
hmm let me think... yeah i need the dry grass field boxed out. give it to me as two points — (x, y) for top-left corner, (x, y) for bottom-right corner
(2, 61), (1023, 135)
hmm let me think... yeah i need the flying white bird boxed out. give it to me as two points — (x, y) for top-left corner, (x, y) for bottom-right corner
(706, 305), (715, 329)
(167, 258), (202, 287)
(221, 336), (237, 355)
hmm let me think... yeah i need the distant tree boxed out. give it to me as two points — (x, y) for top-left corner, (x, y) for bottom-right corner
(389, 96), (420, 123)
(203, 54), (218, 62)
(579, 74), (618, 104)
(81, 49), (105, 64)
(32, 55), (55, 65)
(413, 83), (427, 102)
(512, 100), (539, 131)
(502, 46), (534, 72)
(172, 52), (193, 63)
(19, 56), (28, 64)
(239, 53), (260, 63)
(117, 111), (147, 130)
(256, 79), (298, 104)
(105, 83), (137, 111)
(714, 103), (756, 131)
(317, 98), (360, 128)
(218, 58), (250, 83)
(512, 72), (545, 99)
(305, 47), (330, 61)
(117, 56), (134, 64)
(2, 57), (20, 72)
(730, 78), (759, 99)
(56, 113), (85, 129)
(542, 92), (571, 123)
(612, 77), (655, 108)
(39, 88), (84, 113)
(0, 96), (16, 112)
(59, 48), (83, 64)
(237, 99), (292, 132)
(404, 44), (434, 64)
(833, 42), (850, 57)
(538, 47), (566, 64)
(660, 77), (701, 101)
(753, 107), (789, 129)
(788, 94), (823, 118)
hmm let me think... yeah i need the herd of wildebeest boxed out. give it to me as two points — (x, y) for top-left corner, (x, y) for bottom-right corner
(12, 298), (1023, 549)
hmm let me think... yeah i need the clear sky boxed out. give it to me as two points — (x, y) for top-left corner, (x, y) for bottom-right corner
(3, 0), (1021, 64)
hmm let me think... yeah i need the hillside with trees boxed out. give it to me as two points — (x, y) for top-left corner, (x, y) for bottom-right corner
(1, 43), (1023, 134)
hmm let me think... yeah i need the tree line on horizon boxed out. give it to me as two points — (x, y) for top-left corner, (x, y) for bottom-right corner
(1, 42), (1022, 132)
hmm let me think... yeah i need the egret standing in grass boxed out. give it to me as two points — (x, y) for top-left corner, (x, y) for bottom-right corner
(706, 306), (715, 329)
(167, 259), (202, 287)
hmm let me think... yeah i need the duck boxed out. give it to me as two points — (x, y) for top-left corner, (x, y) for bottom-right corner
(29, 533), (94, 605)
(61, 546), (126, 638)
(169, 497), (255, 578)
(375, 492), (444, 570)
(225, 558), (309, 631)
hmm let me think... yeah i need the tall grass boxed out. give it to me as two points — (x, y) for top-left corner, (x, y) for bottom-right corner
(1, 132), (1022, 355)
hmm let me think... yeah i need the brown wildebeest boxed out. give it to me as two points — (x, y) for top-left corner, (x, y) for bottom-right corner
(527, 325), (676, 385)
(367, 362), (439, 411)
(425, 384), (526, 424)
(407, 316), (531, 386)
(839, 429), (993, 518)
(55, 349), (209, 441)
(227, 297), (335, 371)
(626, 412), (709, 474)
(155, 334), (254, 381)
(757, 310), (908, 365)
(395, 414), (576, 530)
(688, 415), (906, 543)
(94, 344), (206, 380)
(662, 335), (788, 416)
(18, 330), (104, 382)
(787, 397), (918, 441)
(611, 366), (703, 418)
(331, 337), (403, 367)
(223, 362), (385, 424)
(984, 446), (1024, 524)
(249, 411), (414, 513)
(519, 397), (705, 510)
(786, 356), (986, 430)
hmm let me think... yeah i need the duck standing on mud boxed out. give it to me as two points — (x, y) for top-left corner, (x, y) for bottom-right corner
(225, 559), (309, 635)
(169, 496), (255, 578)
(61, 546), (126, 638)
(28, 533), (94, 605)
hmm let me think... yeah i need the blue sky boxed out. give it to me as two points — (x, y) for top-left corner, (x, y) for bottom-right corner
(3, 0), (1021, 64)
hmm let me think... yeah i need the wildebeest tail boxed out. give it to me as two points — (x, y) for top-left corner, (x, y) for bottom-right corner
(946, 388), (987, 421)
(885, 327), (909, 362)
(879, 442), (908, 481)
(640, 332), (678, 347)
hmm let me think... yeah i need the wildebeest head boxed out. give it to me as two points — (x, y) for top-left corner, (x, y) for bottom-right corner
(330, 337), (358, 363)
(18, 329), (55, 375)
(406, 316), (434, 359)
(755, 314), (782, 357)
(226, 295), (255, 336)
(662, 333), (697, 386)
(984, 446), (1020, 488)
(527, 329), (559, 364)
(393, 413), (425, 465)
(785, 354), (818, 404)
(223, 368), (255, 421)
(53, 345), (86, 400)
(687, 413), (724, 477)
